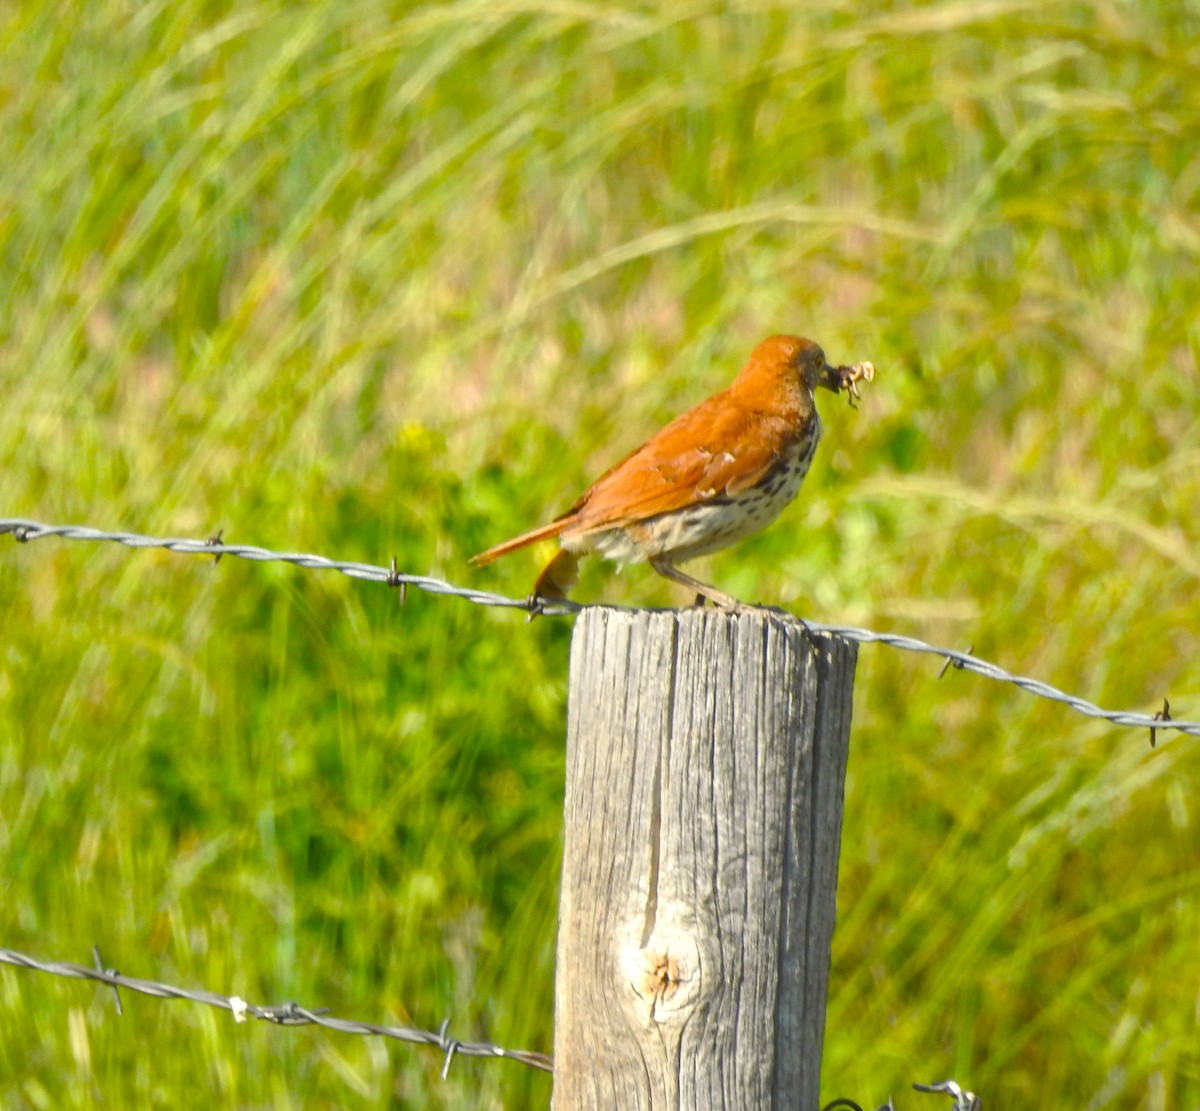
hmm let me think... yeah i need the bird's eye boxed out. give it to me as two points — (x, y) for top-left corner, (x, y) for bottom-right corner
(814, 352), (824, 368)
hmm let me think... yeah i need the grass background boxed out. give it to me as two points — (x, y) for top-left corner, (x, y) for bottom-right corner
(2, 0), (1199, 1106)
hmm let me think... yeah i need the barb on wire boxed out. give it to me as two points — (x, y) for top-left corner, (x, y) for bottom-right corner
(1150, 698), (1171, 748)
(913, 1078), (981, 1110)
(2, 517), (1197, 740)
(0, 947), (552, 1074)
(938, 645), (973, 680)
(91, 945), (123, 1015)
(206, 529), (225, 565)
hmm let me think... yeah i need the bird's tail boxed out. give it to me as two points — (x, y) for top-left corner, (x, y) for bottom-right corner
(470, 519), (572, 566)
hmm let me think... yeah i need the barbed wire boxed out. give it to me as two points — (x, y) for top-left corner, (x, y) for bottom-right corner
(2, 517), (1196, 741)
(2, 944), (980, 1105)
(0, 946), (552, 1075)
(823, 1078), (981, 1111)
(0, 517), (579, 617)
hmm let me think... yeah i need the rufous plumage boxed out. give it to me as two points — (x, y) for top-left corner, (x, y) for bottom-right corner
(473, 335), (873, 608)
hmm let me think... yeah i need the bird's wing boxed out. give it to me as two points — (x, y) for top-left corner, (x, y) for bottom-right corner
(566, 393), (797, 532)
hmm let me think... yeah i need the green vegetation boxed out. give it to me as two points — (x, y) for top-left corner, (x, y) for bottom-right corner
(2, 0), (1198, 1106)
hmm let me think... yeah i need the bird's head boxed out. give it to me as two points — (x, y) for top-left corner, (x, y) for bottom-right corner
(749, 335), (873, 404)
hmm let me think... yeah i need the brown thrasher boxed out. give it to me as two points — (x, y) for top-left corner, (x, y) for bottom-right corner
(472, 335), (872, 609)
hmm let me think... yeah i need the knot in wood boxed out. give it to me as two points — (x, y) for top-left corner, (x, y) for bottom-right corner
(620, 930), (699, 1024)
(641, 952), (682, 1007)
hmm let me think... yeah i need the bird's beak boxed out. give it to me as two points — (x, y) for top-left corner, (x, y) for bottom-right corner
(817, 364), (852, 392)
(819, 361), (875, 406)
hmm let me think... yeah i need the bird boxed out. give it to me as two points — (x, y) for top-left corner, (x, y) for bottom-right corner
(472, 334), (872, 610)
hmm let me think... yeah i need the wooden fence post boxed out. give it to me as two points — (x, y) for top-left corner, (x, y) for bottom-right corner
(551, 606), (856, 1110)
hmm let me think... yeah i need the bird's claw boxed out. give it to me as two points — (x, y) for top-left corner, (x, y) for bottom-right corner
(524, 593), (547, 623)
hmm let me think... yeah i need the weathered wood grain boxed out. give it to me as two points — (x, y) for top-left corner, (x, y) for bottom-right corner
(551, 606), (856, 1111)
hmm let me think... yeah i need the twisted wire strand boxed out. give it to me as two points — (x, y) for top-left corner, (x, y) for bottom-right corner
(0, 948), (973, 1098)
(806, 624), (1196, 736)
(2, 517), (1196, 739)
(0, 948), (552, 1074)
(0, 517), (579, 616)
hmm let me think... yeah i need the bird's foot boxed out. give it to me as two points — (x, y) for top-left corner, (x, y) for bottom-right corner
(524, 593), (548, 624)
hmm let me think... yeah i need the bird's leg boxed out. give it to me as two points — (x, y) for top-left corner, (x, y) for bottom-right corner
(524, 549), (580, 623)
(532, 549), (579, 601)
(649, 558), (741, 610)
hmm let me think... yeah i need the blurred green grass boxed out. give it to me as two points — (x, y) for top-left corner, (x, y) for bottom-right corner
(2, 0), (1199, 1106)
